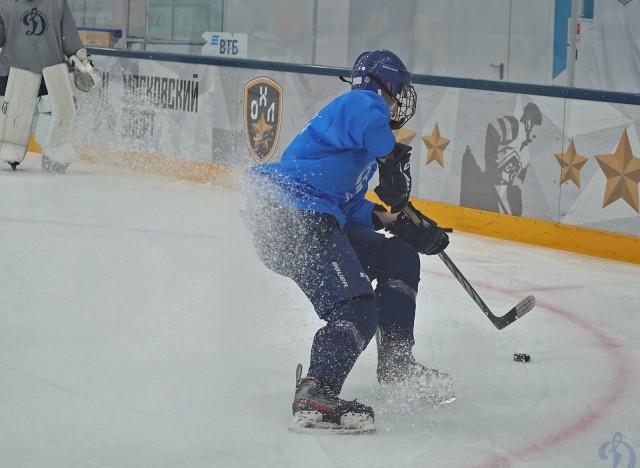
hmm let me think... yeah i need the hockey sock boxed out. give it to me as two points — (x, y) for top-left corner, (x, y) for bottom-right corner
(370, 235), (420, 343)
(376, 283), (417, 343)
(308, 296), (377, 394)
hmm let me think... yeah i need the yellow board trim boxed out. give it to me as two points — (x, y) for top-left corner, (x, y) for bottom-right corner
(28, 133), (41, 153)
(366, 194), (640, 265)
(75, 143), (240, 186)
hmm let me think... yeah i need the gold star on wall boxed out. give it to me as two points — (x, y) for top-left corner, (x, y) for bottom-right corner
(554, 138), (588, 187)
(594, 129), (640, 212)
(422, 123), (450, 167)
(393, 128), (417, 146)
(251, 113), (274, 151)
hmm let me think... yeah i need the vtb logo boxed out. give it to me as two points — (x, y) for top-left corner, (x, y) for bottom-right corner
(244, 77), (282, 164)
(22, 8), (47, 36)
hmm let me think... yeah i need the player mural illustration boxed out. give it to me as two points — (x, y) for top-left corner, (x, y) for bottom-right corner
(459, 103), (542, 216)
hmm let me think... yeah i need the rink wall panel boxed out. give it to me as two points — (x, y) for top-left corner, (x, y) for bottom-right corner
(72, 51), (640, 264)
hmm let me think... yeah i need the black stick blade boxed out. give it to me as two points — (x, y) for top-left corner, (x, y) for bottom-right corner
(492, 295), (536, 330)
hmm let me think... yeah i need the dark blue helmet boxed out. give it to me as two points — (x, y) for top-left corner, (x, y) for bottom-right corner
(351, 49), (410, 94)
(349, 49), (417, 129)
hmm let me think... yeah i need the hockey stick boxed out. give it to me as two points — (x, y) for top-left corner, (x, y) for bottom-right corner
(400, 204), (535, 330)
(436, 250), (535, 330)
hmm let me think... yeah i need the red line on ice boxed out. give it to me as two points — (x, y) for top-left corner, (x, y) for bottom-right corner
(425, 265), (631, 466)
(470, 298), (631, 468)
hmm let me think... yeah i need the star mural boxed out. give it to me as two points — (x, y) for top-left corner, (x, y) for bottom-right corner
(251, 113), (274, 152)
(422, 123), (450, 167)
(594, 129), (640, 212)
(554, 138), (588, 187)
(393, 127), (417, 146)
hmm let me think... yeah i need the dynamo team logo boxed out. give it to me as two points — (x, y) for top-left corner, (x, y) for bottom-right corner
(22, 8), (47, 36)
(244, 77), (282, 164)
(599, 432), (636, 468)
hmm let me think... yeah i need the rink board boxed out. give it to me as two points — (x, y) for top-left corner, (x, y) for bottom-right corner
(71, 52), (640, 264)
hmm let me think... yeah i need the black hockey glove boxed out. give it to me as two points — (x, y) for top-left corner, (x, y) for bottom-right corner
(374, 143), (412, 213)
(386, 202), (449, 255)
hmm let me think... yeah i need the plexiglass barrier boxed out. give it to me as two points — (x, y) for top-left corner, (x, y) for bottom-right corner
(67, 0), (639, 93)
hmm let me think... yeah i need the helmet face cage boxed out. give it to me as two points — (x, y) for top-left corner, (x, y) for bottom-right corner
(390, 83), (417, 130)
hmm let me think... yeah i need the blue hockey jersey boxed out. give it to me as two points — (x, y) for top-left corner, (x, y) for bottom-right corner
(248, 89), (396, 229)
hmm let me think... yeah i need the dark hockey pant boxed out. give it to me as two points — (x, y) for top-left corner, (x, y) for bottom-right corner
(249, 204), (420, 394)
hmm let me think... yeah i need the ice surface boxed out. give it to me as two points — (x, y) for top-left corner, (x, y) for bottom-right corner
(1, 154), (639, 468)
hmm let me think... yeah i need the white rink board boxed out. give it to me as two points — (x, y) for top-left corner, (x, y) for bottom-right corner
(73, 55), (640, 238)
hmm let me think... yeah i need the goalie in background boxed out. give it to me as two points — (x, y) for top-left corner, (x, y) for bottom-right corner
(0, 0), (102, 173)
(244, 49), (452, 433)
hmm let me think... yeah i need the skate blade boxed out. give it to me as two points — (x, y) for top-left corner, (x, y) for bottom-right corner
(288, 411), (376, 435)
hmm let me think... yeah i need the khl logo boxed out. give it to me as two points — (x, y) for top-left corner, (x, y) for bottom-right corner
(22, 8), (47, 36)
(599, 432), (636, 468)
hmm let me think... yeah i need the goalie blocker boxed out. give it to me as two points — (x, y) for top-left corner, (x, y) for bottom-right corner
(67, 48), (102, 93)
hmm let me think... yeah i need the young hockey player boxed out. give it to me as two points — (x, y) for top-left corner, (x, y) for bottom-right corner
(0, 0), (102, 173)
(244, 49), (452, 433)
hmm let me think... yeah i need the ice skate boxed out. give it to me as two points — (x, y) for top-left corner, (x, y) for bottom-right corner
(376, 330), (455, 405)
(289, 364), (375, 434)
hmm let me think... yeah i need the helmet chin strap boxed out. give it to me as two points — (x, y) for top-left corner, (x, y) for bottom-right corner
(367, 74), (402, 107)
(340, 73), (402, 107)
(340, 72), (413, 129)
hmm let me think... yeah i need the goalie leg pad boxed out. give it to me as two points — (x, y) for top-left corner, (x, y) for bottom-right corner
(0, 67), (42, 164)
(35, 64), (79, 164)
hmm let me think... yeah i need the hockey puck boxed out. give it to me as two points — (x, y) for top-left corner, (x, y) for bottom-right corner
(443, 227), (453, 233)
(513, 353), (530, 362)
